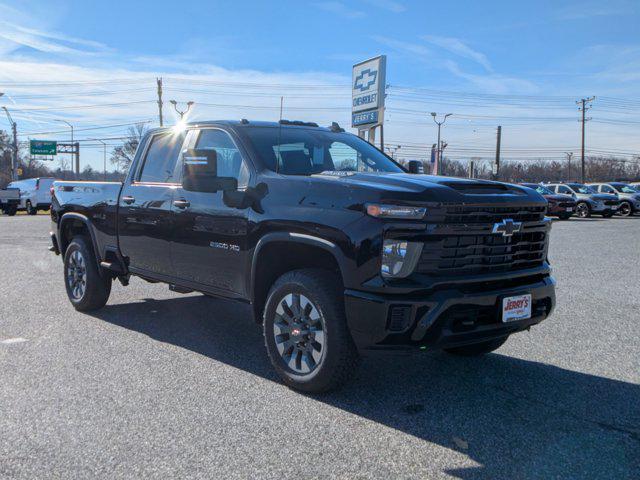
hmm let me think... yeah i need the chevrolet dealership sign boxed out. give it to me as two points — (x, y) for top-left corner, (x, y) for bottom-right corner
(352, 55), (386, 128)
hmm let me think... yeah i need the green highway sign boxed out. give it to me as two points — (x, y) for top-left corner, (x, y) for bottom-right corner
(30, 140), (57, 156)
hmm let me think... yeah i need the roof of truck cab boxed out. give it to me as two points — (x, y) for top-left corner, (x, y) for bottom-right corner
(148, 120), (337, 134)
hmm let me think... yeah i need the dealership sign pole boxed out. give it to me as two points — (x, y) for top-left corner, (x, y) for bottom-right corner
(352, 55), (386, 150)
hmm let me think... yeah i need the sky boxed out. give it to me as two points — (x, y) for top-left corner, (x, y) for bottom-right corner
(0, 0), (639, 172)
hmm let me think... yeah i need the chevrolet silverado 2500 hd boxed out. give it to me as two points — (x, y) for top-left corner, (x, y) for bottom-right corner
(50, 120), (556, 392)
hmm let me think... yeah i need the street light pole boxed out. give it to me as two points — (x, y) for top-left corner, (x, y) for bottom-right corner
(56, 119), (78, 175)
(2, 106), (19, 181)
(430, 113), (452, 176)
(91, 138), (107, 181)
(169, 100), (194, 120)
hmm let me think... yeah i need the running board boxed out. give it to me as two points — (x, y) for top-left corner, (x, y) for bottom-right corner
(169, 284), (194, 294)
(100, 261), (125, 274)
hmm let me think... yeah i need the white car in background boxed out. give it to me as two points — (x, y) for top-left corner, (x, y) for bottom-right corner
(7, 177), (56, 215)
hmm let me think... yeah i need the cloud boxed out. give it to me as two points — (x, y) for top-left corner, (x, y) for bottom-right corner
(555, 1), (637, 20)
(0, 21), (110, 55)
(362, 0), (406, 13)
(371, 35), (431, 58)
(422, 35), (492, 72)
(314, 1), (365, 18)
(443, 60), (538, 94)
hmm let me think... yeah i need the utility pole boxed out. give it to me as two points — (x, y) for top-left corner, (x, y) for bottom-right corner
(565, 152), (573, 181)
(494, 125), (502, 180)
(468, 159), (475, 179)
(577, 96), (595, 183)
(2, 106), (18, 181)
(430, 112), (452, 176)
(157, 77), (164, 127)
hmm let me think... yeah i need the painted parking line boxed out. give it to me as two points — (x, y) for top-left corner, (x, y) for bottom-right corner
(1, 337), (28, 345)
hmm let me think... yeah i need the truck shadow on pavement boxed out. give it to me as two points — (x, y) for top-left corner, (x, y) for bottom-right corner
(89, 294), (639, 480)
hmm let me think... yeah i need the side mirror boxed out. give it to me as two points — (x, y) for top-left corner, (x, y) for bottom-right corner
(182, 149), (238, 193)
(407, 160), (424, 174)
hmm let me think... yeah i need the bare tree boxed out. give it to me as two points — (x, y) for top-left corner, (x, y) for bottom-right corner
(110, 123), (148, 173)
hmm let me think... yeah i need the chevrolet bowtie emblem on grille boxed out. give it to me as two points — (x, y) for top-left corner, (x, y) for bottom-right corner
(492, 218), (522, 237)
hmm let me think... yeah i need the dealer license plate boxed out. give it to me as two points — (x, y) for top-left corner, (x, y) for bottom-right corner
(566, 207), (573, 212)
(502, 294), (532, 322)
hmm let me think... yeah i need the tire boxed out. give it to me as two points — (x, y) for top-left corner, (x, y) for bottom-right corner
(3, 206), (17, 216)
(63, 236), (111, 311)
(575, 202), (590, 218)
(618, 201), (632, 217)
(444, 336), (509, 356)
(263, 269), (360, 393)
(25, 200), (37, 215)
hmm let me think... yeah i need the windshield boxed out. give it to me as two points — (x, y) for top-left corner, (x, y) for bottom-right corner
(568, 183), (595, 194)
(612, 184), (638, 194)
(240, 126), (404, 175)
(533, 185), (553, 195)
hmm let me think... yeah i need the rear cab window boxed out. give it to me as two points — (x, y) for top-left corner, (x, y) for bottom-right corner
(137, 132), (186, 183)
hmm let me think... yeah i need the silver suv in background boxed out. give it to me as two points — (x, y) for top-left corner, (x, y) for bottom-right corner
(546, 183), (619, 218)
(588, 182), (640, 217)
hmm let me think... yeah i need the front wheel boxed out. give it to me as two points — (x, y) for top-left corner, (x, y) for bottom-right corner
(618, 202), (632, 217)
(64, 236), (112, 311)
(444, 336), (509, 356)
(263, 269), (359, 393)
(25, 200), (37, 215)
(575, 202), (590, 218)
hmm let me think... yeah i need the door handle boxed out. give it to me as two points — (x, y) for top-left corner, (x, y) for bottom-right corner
(122, 196), (135, 204)
(173, 199), (190, 209)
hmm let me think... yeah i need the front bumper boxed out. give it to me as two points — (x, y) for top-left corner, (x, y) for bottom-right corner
(344, 274), (556, 353)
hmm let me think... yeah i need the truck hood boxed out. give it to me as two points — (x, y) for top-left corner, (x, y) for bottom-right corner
(309, 172), (544, 205)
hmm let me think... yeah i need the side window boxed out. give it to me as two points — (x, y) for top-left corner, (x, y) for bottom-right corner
(138, 132), (185, 183)
(601, 185), (614, 194)
(195, 129), (249, 187)
(559, 186), (571, 194)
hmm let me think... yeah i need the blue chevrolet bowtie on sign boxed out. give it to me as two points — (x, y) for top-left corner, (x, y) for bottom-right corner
(354, 69), (378, 92)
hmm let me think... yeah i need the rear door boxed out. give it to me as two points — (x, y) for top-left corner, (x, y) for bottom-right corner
(170, 127), (252, 296)
(117, 130), (186, 278)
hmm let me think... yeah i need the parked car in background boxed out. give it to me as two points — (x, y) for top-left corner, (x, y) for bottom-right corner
(546, 182), (619, 218)
(520, 183), (576, 220)
(587, 182), (640, 217)
(630, 182), (640, 191)
(0, 186), (20, 216)
(7, 177), (56, 215)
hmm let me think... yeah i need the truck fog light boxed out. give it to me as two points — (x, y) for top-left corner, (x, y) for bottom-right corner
(381, 240), (423, 278)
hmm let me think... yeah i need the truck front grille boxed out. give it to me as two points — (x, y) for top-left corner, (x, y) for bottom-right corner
(443, 205), (546, 224)
(416, 231), (547, 276)
(406, 204), (550, 278)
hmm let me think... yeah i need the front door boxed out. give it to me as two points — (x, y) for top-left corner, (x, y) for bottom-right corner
(118, 130), (185, 278)
(171, 127), (251, 296)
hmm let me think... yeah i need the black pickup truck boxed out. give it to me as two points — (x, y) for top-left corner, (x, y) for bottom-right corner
(50, 120), (556, 392)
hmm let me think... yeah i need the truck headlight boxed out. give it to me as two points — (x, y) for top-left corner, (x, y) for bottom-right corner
(367, 204), (426, 220)
(381, 240), (423, 278)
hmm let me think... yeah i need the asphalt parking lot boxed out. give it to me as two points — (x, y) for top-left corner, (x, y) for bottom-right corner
(1, 215), (638, 479)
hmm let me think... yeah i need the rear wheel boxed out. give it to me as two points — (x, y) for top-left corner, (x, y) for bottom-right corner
(64, 236), (111, 311)
(618, 201), (632, 217)
(576, 202), (590, 218)
(3, 206), (17, 216)
(263, 269), (359, 393)
(444, 336), (509, 356)
(25, 200), (37, 215)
